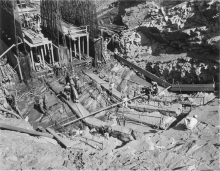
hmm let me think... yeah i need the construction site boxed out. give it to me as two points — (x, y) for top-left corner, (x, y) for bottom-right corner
(0, 0), (219, 170)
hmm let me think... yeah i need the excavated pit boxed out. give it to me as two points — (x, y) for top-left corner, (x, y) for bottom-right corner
(0, 0), (219, 170)
(9, 51), (217, 137)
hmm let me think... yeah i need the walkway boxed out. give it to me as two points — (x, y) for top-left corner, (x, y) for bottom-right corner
(83, 71), (122, 100)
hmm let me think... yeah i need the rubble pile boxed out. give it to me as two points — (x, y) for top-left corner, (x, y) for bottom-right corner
(112, 0), (220, 84)
(76, 73), (110, 113)
(0, 62), (218, 170)
(81, 87), (109, 113)
(122, 2), (150, 28)
(122, 1), (178, 29)
(114, 40), (219, 84)
(79, 61), (137, 113)
(123, 1), (219, 46)
(98, 59), (143, 95)
(16, 79), (48, 116)
(142, 1), (195, 30)
(122, 0), (219, 33)
(145, 57), (219, 84)
(0, 74), (22, 120)
(115, 30), (153, 61)
(0, 58), (18, 89)
(20, 12), (41, 34)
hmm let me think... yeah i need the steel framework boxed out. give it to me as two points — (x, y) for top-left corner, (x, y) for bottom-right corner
(59, 0), (99, 39)
(40, 0), (118, 65)
(41, 0), (65, 46)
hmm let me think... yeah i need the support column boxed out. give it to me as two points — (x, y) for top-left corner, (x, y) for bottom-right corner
(78, 37), (81, 60)
(46, 44), (50, 64)
(50, 43), (54, 65)
(44, 44), (49, 63)
(30, 47), (35, 70)
(15, 55), (23, 81)
(37, 47), (42, 64)
(69, 36), (72, 62)
(54, 43), (61, 63)
(82, 36), (84, 54)
(40, 46), (45, 68)
(74, 40), (77, 57)
(43, 44), (47, 56)
(87, 34), (89, 57)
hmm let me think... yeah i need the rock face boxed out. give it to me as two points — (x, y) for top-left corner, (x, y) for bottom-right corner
(122, 0), (219, 33)
(116, 28), (219, 84)
(112, 0), (220, 84)
(145, 57), (219, 84)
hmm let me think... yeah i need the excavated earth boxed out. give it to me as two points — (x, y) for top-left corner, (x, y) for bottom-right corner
(110, 0), (220, 85)
(0, 54), (219, 170)
(0, 0), (219, 170)
(0, 97), (219, 170)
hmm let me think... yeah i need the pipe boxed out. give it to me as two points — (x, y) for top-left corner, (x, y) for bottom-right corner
(0, 123), (53, 138)
(14, 55), (23, 81)
(0, 106), (23, 119)
(50, 93), (146, 128)
(0, 44), (15, 59)
(170, 84), (215, 92)
(51, 84), (173, 128)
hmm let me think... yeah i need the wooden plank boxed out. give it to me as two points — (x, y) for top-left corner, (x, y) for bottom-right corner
(46, 128), (72, 148)
(0, 123), (53, 138)
(84, 71), (122, 100)
(0, 106), (23, 119)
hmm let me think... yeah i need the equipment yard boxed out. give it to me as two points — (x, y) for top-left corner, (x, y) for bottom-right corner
(0, 0), (219, 170)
